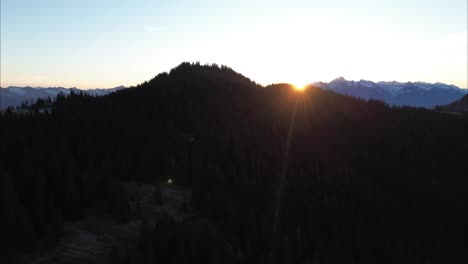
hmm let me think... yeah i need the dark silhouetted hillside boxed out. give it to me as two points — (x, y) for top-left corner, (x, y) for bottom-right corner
(1, 63), (467, 264)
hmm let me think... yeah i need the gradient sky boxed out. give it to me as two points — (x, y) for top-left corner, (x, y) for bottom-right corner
(1, 0), (467, 88)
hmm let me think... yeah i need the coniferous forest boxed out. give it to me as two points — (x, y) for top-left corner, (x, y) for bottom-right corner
(1, 63), (467, 263)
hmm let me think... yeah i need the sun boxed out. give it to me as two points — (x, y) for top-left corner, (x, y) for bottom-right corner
(293, 83), (307, 92)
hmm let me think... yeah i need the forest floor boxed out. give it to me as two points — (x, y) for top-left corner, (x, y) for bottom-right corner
(30, 182), (191, 264)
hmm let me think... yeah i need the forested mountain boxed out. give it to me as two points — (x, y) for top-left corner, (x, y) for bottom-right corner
(314, 78), (465, 107)
(1, 62), (467, 264)
(2, 78), (464, 111)
(0, 86), (125, 109)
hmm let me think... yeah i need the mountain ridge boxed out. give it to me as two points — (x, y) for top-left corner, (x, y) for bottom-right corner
(313, 77), (465, 107)
(1, 66), (466, 109)
(0, 86), (125, 109)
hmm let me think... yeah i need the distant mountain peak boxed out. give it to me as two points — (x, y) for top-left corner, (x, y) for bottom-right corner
(1, 86), (126, 109)
(313, 78), (464, 108)
(332, 77), (347, 82)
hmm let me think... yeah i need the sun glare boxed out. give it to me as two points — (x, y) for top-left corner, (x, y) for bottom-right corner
(294, 84), (307, 92)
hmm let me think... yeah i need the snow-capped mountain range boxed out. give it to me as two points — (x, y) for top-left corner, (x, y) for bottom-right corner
(0, 86), (125, 109)
(313, 78), (466, 108)
(1, 79), (465, 109)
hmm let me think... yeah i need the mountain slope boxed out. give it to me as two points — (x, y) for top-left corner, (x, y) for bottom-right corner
(435, 94), (468, 113)
(314, 78), (465, 107)
(1, 63), (467, 263)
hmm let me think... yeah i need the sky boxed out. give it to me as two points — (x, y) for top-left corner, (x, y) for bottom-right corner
(1, 0), (467, 89)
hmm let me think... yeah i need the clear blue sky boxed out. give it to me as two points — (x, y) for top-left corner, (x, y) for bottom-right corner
(1, 0), (467, 88)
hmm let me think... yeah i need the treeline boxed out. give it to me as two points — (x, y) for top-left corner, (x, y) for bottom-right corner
(1, 62), (467, 263)
(435, 94), (468, 113)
